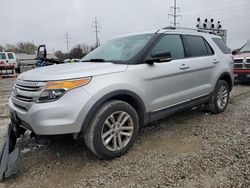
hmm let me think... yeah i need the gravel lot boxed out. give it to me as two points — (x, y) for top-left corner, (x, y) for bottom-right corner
(0, 78), (249, 188)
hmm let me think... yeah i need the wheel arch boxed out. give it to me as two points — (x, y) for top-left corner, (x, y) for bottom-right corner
(218, 72), (233, 91)
(81, 90), (148, 132)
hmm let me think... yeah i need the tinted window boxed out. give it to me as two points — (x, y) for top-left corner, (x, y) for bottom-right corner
(212, 38), (231, 54)
(204, 40), (214, 55)
(7, 53), (14, 59)
(151, 34), (185, 60)
(0, 53), (6, 60)
(185, 35), (211, 57)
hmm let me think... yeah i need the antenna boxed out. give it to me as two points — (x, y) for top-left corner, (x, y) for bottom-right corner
(168, 0), (181, 27)
(196, 18), (227, 43)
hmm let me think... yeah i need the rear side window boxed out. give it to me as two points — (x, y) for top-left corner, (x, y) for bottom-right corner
(0, 53), (6, 60)
(212, 38), (231, 54)
(204, 41), (214, 55)
(184, 35), (213, 57)
(7, 53), (14, 59)
(150, 34), (185, 60)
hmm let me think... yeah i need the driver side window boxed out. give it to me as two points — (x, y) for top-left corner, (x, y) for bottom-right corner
(151, 34), (185, 60)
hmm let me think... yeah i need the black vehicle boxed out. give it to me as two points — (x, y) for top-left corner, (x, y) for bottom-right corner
(36, 45), (63, 67)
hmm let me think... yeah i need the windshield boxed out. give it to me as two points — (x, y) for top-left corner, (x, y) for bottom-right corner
(81, 34), (153, 63)
(0, 53), (6, 60)
(239, 42), (250, 53)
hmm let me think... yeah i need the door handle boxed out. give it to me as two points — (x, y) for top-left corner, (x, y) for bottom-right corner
(213, 59), (219, 64)
(179, 64), (190, 70)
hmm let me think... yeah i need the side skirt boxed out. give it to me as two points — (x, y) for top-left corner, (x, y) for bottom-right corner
(148, 94), (212, 123)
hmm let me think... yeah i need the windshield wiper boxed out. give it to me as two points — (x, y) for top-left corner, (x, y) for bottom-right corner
(81, 58), (106, 62)
(240, 51), (250, 53)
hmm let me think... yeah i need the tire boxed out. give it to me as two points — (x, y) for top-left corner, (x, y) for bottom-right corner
(205, 80), (230, 114)
(84, 100), (139, 159)
(15, 67), (21, 74)
(9, 128), (17, 153)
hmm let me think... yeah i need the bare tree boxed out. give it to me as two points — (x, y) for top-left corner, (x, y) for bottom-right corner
(54, 43), (94, 60)
(69, 44), (84, 59)
(4, 44), (18, 52)
(16, 42), (36, 54)
(54, 51), (67, 60)
(81, 43), (92, 55)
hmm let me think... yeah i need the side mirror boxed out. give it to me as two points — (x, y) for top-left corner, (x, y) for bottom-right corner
(232, 49), (238, 55)
(145, 51), (172, 64)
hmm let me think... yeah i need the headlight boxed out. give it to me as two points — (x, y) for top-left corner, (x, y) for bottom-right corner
(37, 77), (91, 103)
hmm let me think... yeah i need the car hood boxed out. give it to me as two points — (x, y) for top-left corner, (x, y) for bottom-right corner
(233, 52), (250, 59)
(18, 62), (128, 81)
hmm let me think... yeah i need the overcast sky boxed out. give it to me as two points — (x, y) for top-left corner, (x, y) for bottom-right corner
(1, 0), (250, 52)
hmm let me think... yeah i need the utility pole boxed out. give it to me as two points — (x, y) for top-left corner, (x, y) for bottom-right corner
(168, 0), (181, 27)
(65, 32), (70, 53)
(92, 18), (101, 47)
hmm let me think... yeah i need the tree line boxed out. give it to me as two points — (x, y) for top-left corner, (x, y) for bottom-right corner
(0, 42), (37, 54)
(0, 42), (94, 60)
(54, 43), (95, 60)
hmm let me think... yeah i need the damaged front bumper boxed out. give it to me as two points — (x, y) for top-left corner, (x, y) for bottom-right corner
(9, 86), (94, 135)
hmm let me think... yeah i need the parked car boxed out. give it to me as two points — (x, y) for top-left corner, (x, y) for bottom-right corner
(0, 52), (19, 72)
(233, 41), (250, 82)
(9, 27), (234, 159)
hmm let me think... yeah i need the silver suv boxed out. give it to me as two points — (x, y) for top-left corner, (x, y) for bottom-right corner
(9, 28), (234, 159)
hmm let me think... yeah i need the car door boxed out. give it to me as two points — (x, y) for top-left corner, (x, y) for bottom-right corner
(128, 34), (197, 112)
(7, 52), (16, 65)
(182, 35), (217, 98)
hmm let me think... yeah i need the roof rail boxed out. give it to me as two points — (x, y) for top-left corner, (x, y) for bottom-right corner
(160, 26), (216, 35)
(155, 26), (175, 33)
(163, 26), (176, 30)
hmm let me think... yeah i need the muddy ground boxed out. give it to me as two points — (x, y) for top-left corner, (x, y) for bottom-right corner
(0, 78), (249, 188)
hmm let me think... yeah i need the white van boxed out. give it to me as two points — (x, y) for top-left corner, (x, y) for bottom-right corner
(0, 52), (19, 71)
(0, 52), (17, 65)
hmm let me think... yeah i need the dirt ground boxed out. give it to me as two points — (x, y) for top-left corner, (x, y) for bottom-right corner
(0, 78), (249, 188)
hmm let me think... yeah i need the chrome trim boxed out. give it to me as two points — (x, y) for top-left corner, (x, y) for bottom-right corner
(12, 80), (45, 103)
(16, 79), (45, 87)
(15, 84), (41, 91)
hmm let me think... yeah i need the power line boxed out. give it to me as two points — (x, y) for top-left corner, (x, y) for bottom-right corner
(92, 18), (101, 47)
(65, 32), (70, 53)
(168, 0), (181, 27)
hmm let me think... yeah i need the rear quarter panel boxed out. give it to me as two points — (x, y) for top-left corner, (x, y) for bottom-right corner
(204, 35), (234, 90)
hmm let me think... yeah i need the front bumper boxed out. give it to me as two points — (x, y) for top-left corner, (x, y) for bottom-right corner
(234, 69), (250, 79)
(234, 69), (250, 74)
(9, 87), (95, 135)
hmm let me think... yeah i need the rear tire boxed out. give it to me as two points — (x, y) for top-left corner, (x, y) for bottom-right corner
(205, 80), (230, 114)
(84, 100), (139, 159)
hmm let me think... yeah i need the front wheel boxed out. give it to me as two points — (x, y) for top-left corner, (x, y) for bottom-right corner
(205, 80), (230, 114)
(84, 100), (139, 159)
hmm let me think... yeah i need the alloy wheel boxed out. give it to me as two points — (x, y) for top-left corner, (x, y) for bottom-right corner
(101, 111), (134, 151)
(216, 85), (228, 109)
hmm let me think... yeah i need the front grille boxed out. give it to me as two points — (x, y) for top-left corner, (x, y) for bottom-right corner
(234, 59), (243, 63)
(234, 63), (242, 69)
(247, 59), (250, 63)
(12, 79), (45, 103)
(245, 63), (250, 69)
